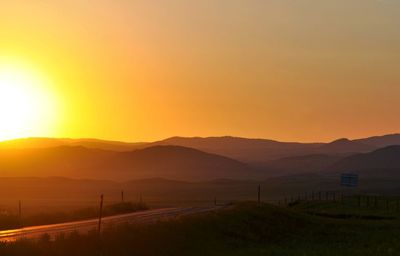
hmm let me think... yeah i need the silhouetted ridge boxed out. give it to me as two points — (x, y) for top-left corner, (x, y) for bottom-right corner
(151, 136), (323, 162)
(355, 134), (400, 147)
(0, 145), (255, 181)
(317, 138), (375, 154)
(327, 145), (400, 172)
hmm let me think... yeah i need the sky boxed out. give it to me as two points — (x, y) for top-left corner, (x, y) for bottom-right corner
(0, 0), (399, 142)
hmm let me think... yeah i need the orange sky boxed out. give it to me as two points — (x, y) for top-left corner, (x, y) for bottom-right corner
(0, 1), (399, 142)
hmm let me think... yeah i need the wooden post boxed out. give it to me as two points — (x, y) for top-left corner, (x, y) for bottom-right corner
(98, 194), (104, 234)
(18, 200), (22, 227)
(18, 200), (21, 219)
(257, 185), (261, 204)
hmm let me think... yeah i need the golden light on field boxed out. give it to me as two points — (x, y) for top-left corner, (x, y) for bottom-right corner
(0, 62), (59, 141)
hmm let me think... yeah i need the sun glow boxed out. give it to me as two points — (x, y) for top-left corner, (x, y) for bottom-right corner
(0, 62), (59, 141)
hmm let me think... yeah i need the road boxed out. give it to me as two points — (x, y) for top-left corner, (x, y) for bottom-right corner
(0, 206), (216, 242)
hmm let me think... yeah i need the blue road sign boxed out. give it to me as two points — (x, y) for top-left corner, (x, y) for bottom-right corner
(341, 173), (359, 187)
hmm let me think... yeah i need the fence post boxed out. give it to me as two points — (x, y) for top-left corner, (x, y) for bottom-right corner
(18, 200), (22, 228)
(18, 200), (21, 219)
(98, 194), (104, 234)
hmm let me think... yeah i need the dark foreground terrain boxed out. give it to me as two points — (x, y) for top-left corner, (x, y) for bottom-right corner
(1, 201), (399, 256)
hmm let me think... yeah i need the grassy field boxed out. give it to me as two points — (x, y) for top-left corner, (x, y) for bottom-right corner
(1, 200), (400, 256)
(287, 194), (400, 219)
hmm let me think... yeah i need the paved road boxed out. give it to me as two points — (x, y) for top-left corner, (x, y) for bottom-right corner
(0, 207), (216, 242)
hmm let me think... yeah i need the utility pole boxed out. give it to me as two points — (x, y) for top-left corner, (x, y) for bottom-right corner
(98, 194), (104, 234)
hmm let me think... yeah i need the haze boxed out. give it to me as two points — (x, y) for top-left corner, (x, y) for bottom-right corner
(0, 0), (399, 142)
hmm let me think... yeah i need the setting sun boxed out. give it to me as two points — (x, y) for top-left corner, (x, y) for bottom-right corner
(0, 63), (58, 141)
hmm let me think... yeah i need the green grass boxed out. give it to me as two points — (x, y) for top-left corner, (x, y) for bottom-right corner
(1, 201), (400, 255)
(290, 196), (400, 219)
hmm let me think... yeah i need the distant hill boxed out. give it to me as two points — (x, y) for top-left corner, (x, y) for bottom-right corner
(2, 134), (399, 168)
(0, 145), (254, 181)
(260, 154), (344, 176)
(150, 136), (322, 162)
(150, 136), (382, 164)
(0, 137), (147, 151)
(101, 145), (256, 181)
(327, 145), (400, 173)
(0, 146), (116, 178)
(354, 134), (400, 148)
(315, 138), (375, 154)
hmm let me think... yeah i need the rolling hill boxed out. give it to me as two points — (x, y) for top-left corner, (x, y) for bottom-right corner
(0, 145), (254, 181)
(150, 136), (323, 162)
(315, 138), (375, 154)
(0, 137), (146, 151)
(354, 134), (400, 148)
(260, 154), (344, 176)
(327, 145), (400, 173)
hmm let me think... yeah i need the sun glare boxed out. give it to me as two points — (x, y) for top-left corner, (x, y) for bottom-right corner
(0, 63), (58, 141)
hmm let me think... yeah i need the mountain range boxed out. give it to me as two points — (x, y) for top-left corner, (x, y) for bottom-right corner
(0, 134), (400, 181)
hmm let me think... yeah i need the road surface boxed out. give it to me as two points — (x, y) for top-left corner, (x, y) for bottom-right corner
(0, 207), (216, 242)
